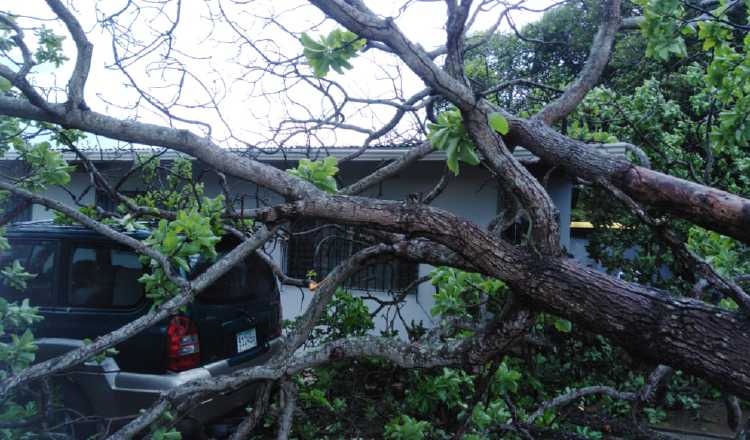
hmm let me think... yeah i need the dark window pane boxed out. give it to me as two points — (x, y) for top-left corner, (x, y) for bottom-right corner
(96, 190), (144, 213)
(284, 220), (418, 292)
(0, 240), (57, 306)
(69, 245), (144, 308)
(194, 253), (275, 303)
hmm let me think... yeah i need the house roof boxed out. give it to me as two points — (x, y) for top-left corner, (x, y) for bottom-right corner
(0, 144), (630, 163)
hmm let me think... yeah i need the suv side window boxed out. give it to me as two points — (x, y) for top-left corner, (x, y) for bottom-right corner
(0, 240), (58, 306)
(68, 244), (144, 308)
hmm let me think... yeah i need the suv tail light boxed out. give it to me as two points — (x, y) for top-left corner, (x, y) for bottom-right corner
(166, 316), (201, 372)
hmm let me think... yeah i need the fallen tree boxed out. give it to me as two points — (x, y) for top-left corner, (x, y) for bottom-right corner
(0, 0), (749, 438)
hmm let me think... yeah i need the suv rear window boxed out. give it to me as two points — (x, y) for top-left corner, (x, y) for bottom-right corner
(68, 244), (144, 308)
(0, 240), (58, 306)
(194, 253), (276, 303)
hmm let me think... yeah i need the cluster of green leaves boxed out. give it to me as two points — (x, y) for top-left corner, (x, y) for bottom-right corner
(15, 141), (74, 192)
(688, 226), (750, 310)
(87, 154), (229, 306)
(308, 288), (374, 344)
(0, 294), (43, 438)
(634, 0), (688, 60)
(0, 298), (41, 376)
(384, 415), (432, 440)
(427, 110), (479, 175)
(287, 157), (339, 193)
(147, 410), (182, 440)
(139, 205), (223, 307)
(0, 19), (67, 70)
(300, 29), (366, 77)
(426, 110), (508, 175)
(33, 26), (68, 67)
(430, 266), (507, 318)
(636, 0), (750, 161)
(0, 260), (35, 292)
(127, 156), (220, 214)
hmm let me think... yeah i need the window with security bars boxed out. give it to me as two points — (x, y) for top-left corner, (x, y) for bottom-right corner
(96, 189), (145, 212)
(284, 219), (419, 292)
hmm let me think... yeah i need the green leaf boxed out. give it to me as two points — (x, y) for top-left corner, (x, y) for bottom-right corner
(459, 145), (481, 165)
(0, 77), (11, 93)
(488, 112), (509, 135)
(300, 33), (326, 52)
(287, 157), (339, 192)
(554, 318), (572, 333)
(299, 29), (365, 78)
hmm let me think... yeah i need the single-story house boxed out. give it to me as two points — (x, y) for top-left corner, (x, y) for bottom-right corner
(0, 144), (625, 333)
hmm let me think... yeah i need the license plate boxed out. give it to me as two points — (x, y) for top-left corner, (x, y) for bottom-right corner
(236, 328), (257, 353)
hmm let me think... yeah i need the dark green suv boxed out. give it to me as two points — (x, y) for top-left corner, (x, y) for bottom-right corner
(0, 222), (283, 435)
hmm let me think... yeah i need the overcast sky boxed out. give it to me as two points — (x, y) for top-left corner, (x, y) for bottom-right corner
(6, 0), (553, 149)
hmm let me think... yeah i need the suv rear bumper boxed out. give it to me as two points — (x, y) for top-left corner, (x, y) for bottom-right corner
(41, 337), (283, 423)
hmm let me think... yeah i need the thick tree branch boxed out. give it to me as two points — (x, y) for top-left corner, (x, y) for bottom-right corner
(465, 106), (561, 254)
(276, 379), (298, 440)
(308, 0), (477, 109)
(533, 0), (622, 125)
(598, 177), (750, 314)
(502, 115), (750, 244)
(45, 0), (93, 108)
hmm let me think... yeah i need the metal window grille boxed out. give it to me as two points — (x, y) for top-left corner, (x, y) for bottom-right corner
(284, 219), (418, 292)
(96, 190), (145, 212)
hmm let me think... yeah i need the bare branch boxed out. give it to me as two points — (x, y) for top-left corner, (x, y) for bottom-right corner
(528, 386), (637, 423)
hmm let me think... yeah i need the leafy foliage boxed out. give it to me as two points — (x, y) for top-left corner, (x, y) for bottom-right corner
(384, 415), (432, 440)
(427, 110), (481, 175)
(0, 261), (35, 292)
(15, 141), (74, 192)
(139, 206), (222, 308)
(634, 0), (688, 60)
(430, 267), (507, 318)
(308, 288), (373, 344)
(300, 29), (366, 77)
(488, 111), (509, 135)
(34, 26), (68, 67)
(287, 157), (339, 193)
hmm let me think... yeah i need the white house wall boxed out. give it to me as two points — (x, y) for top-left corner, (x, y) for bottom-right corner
(26, 159), (573, 335)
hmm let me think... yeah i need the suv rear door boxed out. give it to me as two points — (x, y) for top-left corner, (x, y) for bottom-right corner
(189, 244), (282, 367)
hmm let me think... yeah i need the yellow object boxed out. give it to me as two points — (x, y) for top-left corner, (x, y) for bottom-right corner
(570, 221), (624, 230)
